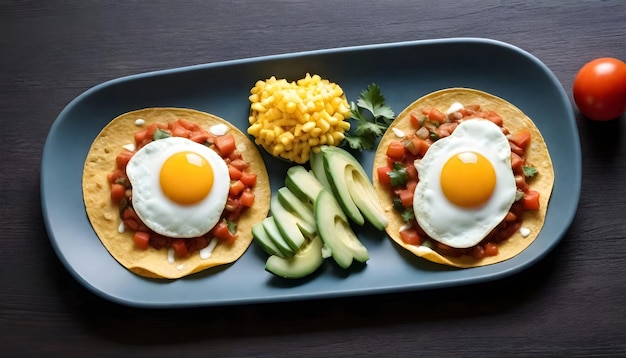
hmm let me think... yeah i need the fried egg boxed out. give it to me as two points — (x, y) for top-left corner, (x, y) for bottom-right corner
(413, 119), (516, 248)
(126, 136), (230, 238)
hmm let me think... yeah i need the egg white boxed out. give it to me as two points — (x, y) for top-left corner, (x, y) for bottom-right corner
(413, 119), (516, 249)
(126, 136), (230, 238)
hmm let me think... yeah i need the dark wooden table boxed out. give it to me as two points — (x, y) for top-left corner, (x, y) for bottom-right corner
(2, 1), (625, 356)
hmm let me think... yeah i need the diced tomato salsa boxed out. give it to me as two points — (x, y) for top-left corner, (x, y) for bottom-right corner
(377, 104), (540, 260)
(108, 119), (258, 258)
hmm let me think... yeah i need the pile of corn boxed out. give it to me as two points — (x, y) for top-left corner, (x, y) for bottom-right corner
(247, 73), (351, 164)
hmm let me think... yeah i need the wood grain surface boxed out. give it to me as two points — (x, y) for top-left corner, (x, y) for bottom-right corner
(1, 1), (625, 357)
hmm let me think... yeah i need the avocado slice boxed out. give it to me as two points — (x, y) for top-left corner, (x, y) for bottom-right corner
(314, 188), (369, 269)
(270, 195), (306, 251)
(252, 221), (288, 258)
(276, 187), (316, 238)
(285, 166), (324, 205)
(265, 235), (325, 279)
(321, 146), (387, 230)
(261, 216), (295, 257)
(309, 149), (332, 189)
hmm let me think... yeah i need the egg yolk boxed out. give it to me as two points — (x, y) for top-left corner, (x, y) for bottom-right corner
(440, 151), (496, 208)
(159, 151), (214, 205)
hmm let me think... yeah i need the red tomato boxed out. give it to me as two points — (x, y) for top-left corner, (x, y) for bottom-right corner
(573, 57), (626, 121)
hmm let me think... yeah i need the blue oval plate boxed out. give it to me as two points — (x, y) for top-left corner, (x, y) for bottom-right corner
(41, 38), (581, 308)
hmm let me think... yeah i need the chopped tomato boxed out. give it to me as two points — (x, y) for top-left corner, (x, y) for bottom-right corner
(481, 110), (504, 126)
(212, 220), (237, 243)
(214, 134), (236, 157)
(189, 132), (210, 144)
(240, 172), (257, 188)
(426, 108), (446, 123)
(404, 162), (418, 180)
(134, 128), (149, 145)
(400, 228), (421, 245)
(133, 232), (150, 250)
(177, 118), (197, 131)
(405, 179), (418, 194)
(398, 189), (414, 207)
(377, 166), (392, 186)
(116, 151), (134, 170)
(171, 239), (189, 257)
(510, 152), (524, 171)
(515, 175), (529, 192)
(108, 169), (126, 184)
(410, 111), (422, 128)
(110, 183), (126, 203)
(240, 189), (255, 207)
(484, 242), (498, 257)
(228, 165), (243, 180)
(172, 125), (190, 138)
(522, 190), (540, 210)
(386, 141), (406, 161)
(509, 129), (531, 150)
(229, 158), (249, 171)
(229, 180), (246, 196)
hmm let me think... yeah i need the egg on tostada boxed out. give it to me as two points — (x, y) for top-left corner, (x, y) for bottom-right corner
(373, 88), (554, 267)
(82, 108), (271, 279)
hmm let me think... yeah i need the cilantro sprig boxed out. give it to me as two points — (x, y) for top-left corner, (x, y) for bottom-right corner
(343, 83), (395, 151)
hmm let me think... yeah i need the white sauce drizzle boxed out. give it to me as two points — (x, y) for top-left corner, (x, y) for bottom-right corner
(399, 223), (412, 232)
(122, 143), (136, 152)
(200, 238), (219, 259)
(445, 102), (464, 115)
(134, 118), (145, 126)
(392, 127), (405, 138)
(167, 248), (175, 263)
(520, 227), (531, 238)
(118, 221), (125, 233)
(210, 123), (229, 136)
(177, 264), (184, 270)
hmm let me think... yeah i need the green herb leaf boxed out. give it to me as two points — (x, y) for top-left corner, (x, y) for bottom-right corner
(356, 83), (395, 121)
(343, 83), (395, 151)
(389, 163), (408, 186)
(344, 133), (376, 151)
(401, 209), (415, 222)
(227, 220), (237, 234)
(523, 165), (538, 178)
(153, 128), (171, 141)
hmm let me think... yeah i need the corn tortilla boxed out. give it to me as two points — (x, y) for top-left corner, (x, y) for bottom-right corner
(373, 88), (554, 267)
(82, 108), (271, 279)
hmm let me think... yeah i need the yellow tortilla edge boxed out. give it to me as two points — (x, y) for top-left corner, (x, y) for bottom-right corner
(373, 88), (555, 268)
(82, 108), (271, 279)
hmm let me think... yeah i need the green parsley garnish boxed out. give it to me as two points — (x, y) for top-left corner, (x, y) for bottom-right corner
(343, 83), (395, 151)
(153, 128), (171, 141)
(389, 162), (408, 187)
(523, 165), (538, 178)
(401, 209), (415, 222)
(227, 220), (237, 234)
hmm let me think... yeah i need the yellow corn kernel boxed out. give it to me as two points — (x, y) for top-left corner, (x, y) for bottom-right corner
(294, 123), (303, 137)
(337, 118), (351, 131)
(332, 131), (345, 142)
(285, 101), (296, 114)
(325, 102), (335, 116)
(325, 133), (335, 146)
(272, 143), (285, 156)
(319, 111), (332, 125)
(317, 118), (330, 133)
(319, 134), (327, 144)
(251, 102), (266, 113)
(302, 121), (316, 133)
(310, 127), (322, 137)
(308, 137), (319, 146)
